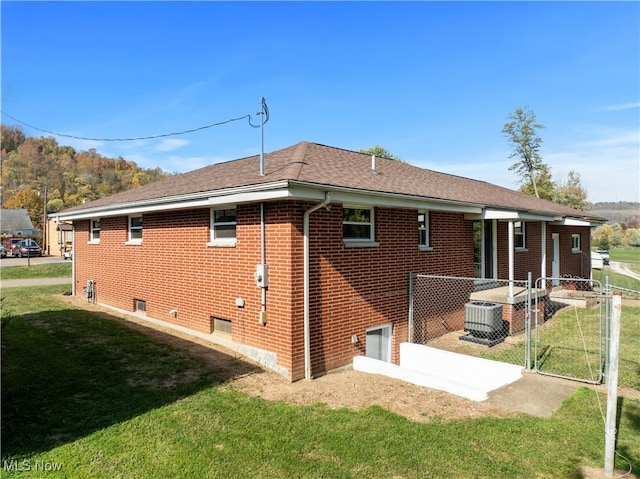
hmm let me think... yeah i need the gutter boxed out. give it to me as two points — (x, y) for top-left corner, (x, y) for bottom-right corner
(303, 191), (332, 380)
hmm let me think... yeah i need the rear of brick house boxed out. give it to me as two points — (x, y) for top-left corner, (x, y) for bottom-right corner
(56, 142), (605, 381)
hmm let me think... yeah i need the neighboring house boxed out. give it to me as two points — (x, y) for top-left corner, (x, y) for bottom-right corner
(54, 141), (605, 381)
(0, 208), (38, 237)
(44, 220), (73, 258)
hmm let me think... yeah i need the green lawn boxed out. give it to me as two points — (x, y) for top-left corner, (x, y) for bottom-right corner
(610, 247), (640, 275)
(2, 286), (639, 478)
(0, 262), (72, 280)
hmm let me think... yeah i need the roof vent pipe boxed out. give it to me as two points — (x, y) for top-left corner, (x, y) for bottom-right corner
(371, 154), (376, 172)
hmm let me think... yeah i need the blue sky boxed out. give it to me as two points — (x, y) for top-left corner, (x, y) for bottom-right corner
(2, 1), (639, 203)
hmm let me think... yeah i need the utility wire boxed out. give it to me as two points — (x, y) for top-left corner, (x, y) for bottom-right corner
(1, 109), (263, 142)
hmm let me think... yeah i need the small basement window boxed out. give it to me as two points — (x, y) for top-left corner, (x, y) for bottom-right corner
(212, 317), (232, 335)
(135, 299), (146, 314)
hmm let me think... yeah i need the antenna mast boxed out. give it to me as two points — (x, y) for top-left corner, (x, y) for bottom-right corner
(258, 97), (269, 176)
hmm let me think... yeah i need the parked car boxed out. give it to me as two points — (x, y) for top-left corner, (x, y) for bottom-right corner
(591, 251), (603, 270)
(595, 250), (610, 266)
(0, 245), (6, 258)
(3, 238), (22, 256)
(15, 239), (42, 257)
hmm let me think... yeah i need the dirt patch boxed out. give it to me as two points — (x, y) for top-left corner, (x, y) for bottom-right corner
(59, 294), (518, 422)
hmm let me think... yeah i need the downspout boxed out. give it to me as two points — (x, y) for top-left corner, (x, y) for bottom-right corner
(303, 192), (332, 380)
(260, 202), (267, 323)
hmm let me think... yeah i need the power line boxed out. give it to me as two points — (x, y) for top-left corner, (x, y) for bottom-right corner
(0, 109), (262, 142)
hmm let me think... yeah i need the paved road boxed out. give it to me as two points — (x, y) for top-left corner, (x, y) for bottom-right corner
(608, 261), (640, 281)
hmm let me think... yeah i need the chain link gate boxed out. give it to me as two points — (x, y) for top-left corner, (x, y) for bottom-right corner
(533, 277), (606, 384)
(408, 274), (532, 368)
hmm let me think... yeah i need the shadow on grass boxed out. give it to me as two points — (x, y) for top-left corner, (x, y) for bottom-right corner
(1, 305), (261, 458)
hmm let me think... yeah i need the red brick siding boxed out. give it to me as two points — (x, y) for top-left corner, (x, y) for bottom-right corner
(496, 222), (592, 280)
(73, 201), (588, 381)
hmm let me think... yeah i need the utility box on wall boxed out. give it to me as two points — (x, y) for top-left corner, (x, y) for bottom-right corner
(255, 264), (269, 288)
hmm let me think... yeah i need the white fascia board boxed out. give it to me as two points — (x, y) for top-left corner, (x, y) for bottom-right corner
(551, 218), (596, 227)
(54, 181), (292, 221)
(287, 182), (483, 214)
(466, 209), (557, 221)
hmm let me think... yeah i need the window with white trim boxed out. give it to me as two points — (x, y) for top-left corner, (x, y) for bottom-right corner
(571, 233), (580, 252)
(128, 216), (143, 242)
(90, 219), (101, 242)
(210, 207), (237, 245)
(514, 221), (525, 249)
(418, 210), (429, 247)
(343, 206), (374, 241)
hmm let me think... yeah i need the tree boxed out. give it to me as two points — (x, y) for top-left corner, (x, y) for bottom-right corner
(518, 163), (554, 200)
(553, 170), (590, 211)
(502, 107), (547, 198)
(359, 145), (403, 162)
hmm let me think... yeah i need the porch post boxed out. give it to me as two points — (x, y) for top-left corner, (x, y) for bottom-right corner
(508, 220), (514, 298)
(540, 222), (547, 289)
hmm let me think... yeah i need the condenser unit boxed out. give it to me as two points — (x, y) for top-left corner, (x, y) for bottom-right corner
(460, 301), (504, 346)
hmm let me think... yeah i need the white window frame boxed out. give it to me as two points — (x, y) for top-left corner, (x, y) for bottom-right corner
(89, 218), (101, 244)
(208, 206), (237, 247)
(342, 205), (377, 247)
(418, 210), (430, 249)
(514, 221), (526, 250)
(127, 215), (143, 244)
(571, 233), (581, 252)
(365, 323), (392, 362)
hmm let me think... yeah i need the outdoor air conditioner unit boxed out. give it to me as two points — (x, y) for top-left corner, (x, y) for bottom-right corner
(460, 301), (504, 346)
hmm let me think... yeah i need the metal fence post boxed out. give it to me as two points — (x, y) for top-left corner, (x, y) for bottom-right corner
(604, 276), (610, 386)
(525, 272), (532, 370)
(408, 272), (414, 343)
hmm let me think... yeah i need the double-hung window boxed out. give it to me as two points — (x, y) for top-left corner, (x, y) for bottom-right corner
(128, 216), (143, 243)
(90, 219), (101, 243)
(514, 221), (525, 249)
(571, 233), (581, 252)
(418, 210), (430, 248)
(209, 207), (237, 246)
(343, 206), (376, 244)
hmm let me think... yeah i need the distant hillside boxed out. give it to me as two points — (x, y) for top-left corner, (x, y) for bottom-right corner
(591, 201), (639, 227)
(1, 124), (173, 229)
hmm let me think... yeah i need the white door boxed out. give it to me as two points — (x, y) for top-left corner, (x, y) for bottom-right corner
(366, 325), (392, 362)
(552, 233), (560, 286)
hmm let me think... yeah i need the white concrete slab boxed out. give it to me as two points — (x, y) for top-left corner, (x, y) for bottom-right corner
(353, 342), (523, 402)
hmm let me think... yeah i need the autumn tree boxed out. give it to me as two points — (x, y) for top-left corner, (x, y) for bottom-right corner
(502, 107), (547, 198)
(553, 170), (590, 211)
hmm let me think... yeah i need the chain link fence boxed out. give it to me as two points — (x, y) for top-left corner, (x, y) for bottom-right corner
(408, 274), (532, 367)
(533, 277), (605, 384)
(408, 272), (639, 388)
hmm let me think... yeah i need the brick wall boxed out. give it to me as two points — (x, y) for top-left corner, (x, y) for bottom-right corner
(74, 202), (588, 382)
(74, 201), (475, 381)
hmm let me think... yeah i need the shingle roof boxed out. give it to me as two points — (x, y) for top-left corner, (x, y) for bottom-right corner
(60, 141), (602, 221)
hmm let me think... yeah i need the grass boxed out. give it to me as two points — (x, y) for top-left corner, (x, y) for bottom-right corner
(484, 304), (640, 391)
(2, 286), (639, 478)
(0, 262), (72, 280)
(591, 268), (640, 296)
(610, 246), (640, 267)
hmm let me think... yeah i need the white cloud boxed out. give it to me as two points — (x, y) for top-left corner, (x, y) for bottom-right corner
(598, 102), (640, 112)
(154, 139), (190, 152)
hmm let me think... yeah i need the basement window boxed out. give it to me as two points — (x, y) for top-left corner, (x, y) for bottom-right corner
(134, 299), (146, 314)
(212, 317), (232, 335)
